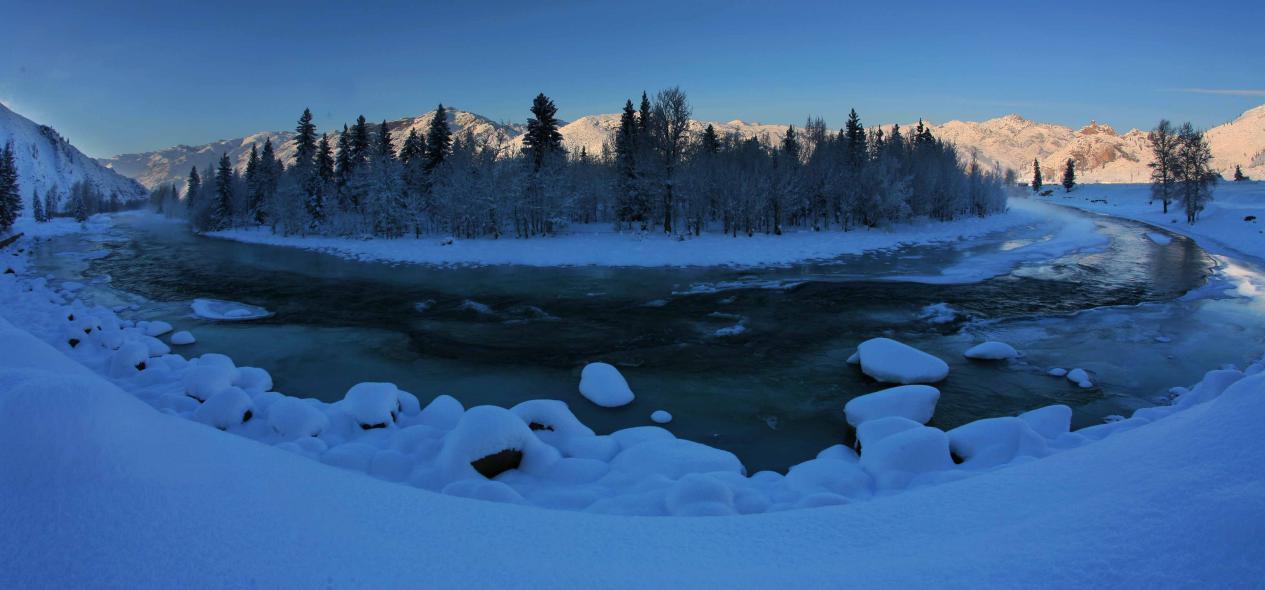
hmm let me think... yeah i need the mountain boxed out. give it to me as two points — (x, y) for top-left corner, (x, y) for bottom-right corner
(0, 103), (148, 215)
(99, 109), (523, 190)
(101, 103), (1265, 189)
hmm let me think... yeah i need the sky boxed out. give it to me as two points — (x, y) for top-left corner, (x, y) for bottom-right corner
(2, 0), (1263, 158)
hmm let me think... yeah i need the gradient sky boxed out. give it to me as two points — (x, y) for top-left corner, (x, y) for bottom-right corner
(3, 0), (1263, 158)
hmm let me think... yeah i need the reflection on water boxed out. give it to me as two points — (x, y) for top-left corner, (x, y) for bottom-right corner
(29, 211), (1264, 472)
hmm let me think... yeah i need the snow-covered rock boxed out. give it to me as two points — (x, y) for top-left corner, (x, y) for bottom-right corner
(141, 320), (173, 337)
(170, 330), (195, 345)
(844, 385), (940, 427)
(855, 337), (949, 384)
(267, 397), (329, 439)
(1018, 405), (1073, 439)
(341, 383), (403, 429)
(1066, 368), (1093, 388)
(578, 362), (635, 407)
(190, 298), (272, 321)
(858, 426), (955, 488)
(650, 410), (673, 424)
(192, 387), (254, 430)
(948, 417), (1049, 469)
(609, 439), (744, 480)
(963, 341), (1018, 361)
(1047, 367), (1068, 377)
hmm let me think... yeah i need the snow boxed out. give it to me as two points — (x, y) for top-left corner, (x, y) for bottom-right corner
(1145, 231), (1173, 245)
(1047, 367), (1069, 377)
(963, 341), (1019, 360)
(4, 216), (1265, 583)
(854, 337), (950, 384)
(650, 410), (673, 424)
(208, 208), (1044, 268)
(1066, 368), (1094, 389)
(190, 298), (272, 321)
(267, 396), (329, 439)
(169, 330), (195, 345)
(578, 362), (635, 407)
(844, 385), (941, 427)
(340, 382), (404, 428)
(141, 320), (172, 336)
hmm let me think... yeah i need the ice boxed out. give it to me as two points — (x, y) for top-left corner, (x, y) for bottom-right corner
(855, 337), (949, 384)
(170, 330), (196, 345)
(651, 410), (673, 424)
(844, 385), (940, 427)
(190, 298), (272, 321)
(919, 302), (958, 324)
(963, 341), (1018, 360)
(1146, 232), (1173, 245)
(578, 362), (635, 407)
(712, 323), (747, 337)
(1047, 367), (1068, 377)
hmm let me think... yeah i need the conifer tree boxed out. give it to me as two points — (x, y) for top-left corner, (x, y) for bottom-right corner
(293, 108), (318, 170)
(44, 186), (58, 220)
(0, 142), (19, 232)
(316, 134), (335, 183)
(844, 109), (866, 169)
(212, 152), (234, 230)
(700, 124), (720, 154)
(1234, 165), (1247, 181)
(335, 124), (353, 190)
(1031, 159), (1043, 193)
(375, 120), (394, 160)
(350, 115), (370, 167)
(524, 93), (565, 171)
(244, 144), (260, 221)
(32, 189), (44, 222)
(185, 166), (201, 211)
(638, 92), (651, 135)
(1062, 158), (1076, 192)
(399, 129), (424, 165)
(424, 104), (452, 172)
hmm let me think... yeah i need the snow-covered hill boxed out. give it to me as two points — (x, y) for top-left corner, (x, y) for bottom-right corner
(99, 109), (523, 190)
(0, 104), (148, 215)
(102, 102), (1265, 189)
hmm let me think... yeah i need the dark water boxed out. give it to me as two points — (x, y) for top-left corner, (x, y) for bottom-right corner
(33, 209), (1255, 472)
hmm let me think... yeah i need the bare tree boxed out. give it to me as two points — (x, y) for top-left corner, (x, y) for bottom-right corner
(1176, 123), (1214, 224)
(651, 87), (691, 234)
(1148, 119), (1179, 214)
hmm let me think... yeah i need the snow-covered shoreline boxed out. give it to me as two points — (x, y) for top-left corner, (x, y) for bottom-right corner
(207, 200), (1051, 268)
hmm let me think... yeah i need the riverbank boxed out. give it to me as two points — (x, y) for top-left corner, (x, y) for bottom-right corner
(207, 198), (1078, 268)
(1035, 181), (1265, 263)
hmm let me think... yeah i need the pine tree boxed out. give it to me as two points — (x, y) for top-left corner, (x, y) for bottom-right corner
(523, 93), (565, 171)
(256, 139), (280, 224)
(32, 189), (44, 222)
(375, 120), (394, 160)
(350, 115), (370, 167)
(844, 109), (866, 169)
(1062, 158), (1076, 192)
(244, 144), (260, 222)
(335, 124), (352, 188)
(293, 108), (318, 170)
(700, 124), (720, 155)
(316, 134), (335, 183)
(44, 185), (58, 220)
(399, 129), (424, 165)
(614, 99), (642, 226)
(212, 152), (234, 230)
(1031, 159), (1042, 193)
(638, 91), (651, 135)
(1234, 165), (1247, 181)
(424, 104), (452, 172)
(185, 166), (201, 211)
(0, 142), (19, 232)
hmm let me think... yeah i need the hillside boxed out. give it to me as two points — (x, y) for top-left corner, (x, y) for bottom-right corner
(0, 104), (148, 214)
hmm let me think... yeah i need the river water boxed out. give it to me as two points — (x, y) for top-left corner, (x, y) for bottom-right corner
(29, 207), (1265, 472)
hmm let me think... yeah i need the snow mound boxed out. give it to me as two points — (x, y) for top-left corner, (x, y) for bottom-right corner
(341, 382), (404, 429)
(855, 337), (949, 384)
(192, 387), (254, 430)
(651, 410), (673, 424)
(1066, 368), (1093, 388)
(964, 341), (1018, 360)
(609, 438), (744, 480)
(190, 298), (272, 321)
(858, 426), (954, 489)
(141, 320), (173, 337)
(948, 417), (1050, 469)
(844, 385), (941, 427)
(268, 396), (329, 439)
(578, 362), (635, 407)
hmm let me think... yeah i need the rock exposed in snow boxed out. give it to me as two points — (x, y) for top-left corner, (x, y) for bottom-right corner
(963, 341), (1018, 360)
(855, 338), (949, 384)
(578, 362), (635, 407)
(844, 385), (941, 427)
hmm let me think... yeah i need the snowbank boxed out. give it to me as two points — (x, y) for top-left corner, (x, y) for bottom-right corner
(206, 206), (1044, 268)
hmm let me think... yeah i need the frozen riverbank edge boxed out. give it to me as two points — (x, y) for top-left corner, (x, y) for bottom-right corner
(205, 198), (1088, 268)
(3, 201), (1265, 585)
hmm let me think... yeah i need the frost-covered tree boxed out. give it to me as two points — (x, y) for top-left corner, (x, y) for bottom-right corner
(1176, 123), (1214, 224)
(43, 185), (59, 220)
(1031, 159), (1042, 193)
(0, 143), (20, 232)
(1062, 158), (1076, 192)
(1148, 119), (1179, 214)
(31, 189), (44, 222)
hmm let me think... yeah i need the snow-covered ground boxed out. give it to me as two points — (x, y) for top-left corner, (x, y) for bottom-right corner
(4, 192), (1265, 585)
(1042, 181), (1265, 263)
(209, 202), (1054, 268)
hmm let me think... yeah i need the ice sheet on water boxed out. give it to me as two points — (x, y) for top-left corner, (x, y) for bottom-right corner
(190, 298), (272, 321)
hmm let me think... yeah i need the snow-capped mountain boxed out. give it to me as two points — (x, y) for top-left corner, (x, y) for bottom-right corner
(0, 103), (148, 215)
(102, 102), (1265, 189)
(99, 109), (523, 190)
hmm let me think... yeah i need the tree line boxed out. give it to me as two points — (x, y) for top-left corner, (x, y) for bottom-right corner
(1147, 120), (1215, 224)
(166, 88), (1009, 239)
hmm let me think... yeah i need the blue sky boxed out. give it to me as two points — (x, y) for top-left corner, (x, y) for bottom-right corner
(3, 0), (1263, 157)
